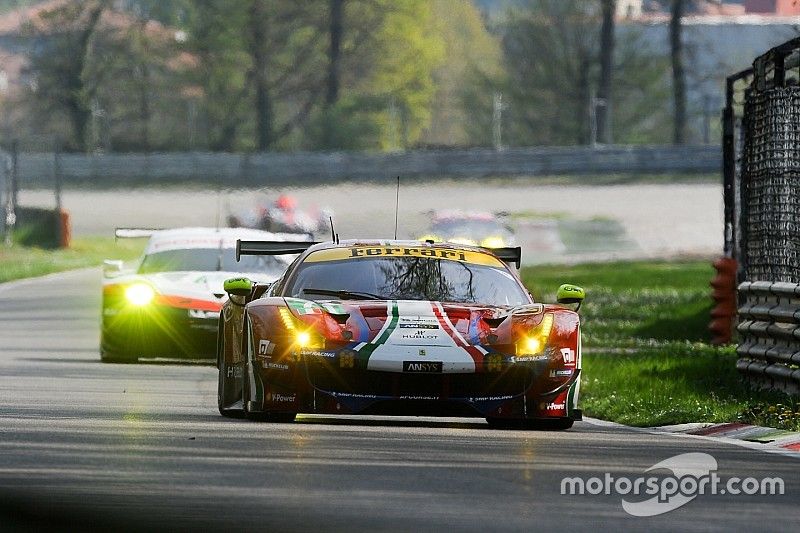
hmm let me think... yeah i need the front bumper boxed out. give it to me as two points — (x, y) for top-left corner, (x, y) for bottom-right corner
(250, 353), (581, 420)
(101, 304), (219, 359)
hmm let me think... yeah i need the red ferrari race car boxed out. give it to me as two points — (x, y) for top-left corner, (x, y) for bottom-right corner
(217, 239), (585, 429)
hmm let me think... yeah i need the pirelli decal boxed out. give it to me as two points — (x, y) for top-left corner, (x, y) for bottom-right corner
(304, 246), (504, 266)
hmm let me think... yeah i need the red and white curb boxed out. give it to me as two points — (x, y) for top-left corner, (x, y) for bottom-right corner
(656, 422), (800, 453)
(584, 418), (800, 458)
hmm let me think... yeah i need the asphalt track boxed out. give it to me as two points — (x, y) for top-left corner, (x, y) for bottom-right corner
(0, 269), (798, 532)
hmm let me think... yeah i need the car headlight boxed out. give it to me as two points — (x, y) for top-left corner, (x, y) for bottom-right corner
(279, 308), (325, 349)
(125, 283), (155, 306)
(517, 313), (554, 355)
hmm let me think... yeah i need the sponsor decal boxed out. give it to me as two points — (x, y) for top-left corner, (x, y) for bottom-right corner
(339, 349), (356, 369)
(561, 348), (576, 365)
(300, 349), (336, 358)
(403, 361), (443, 373)
(485, 354), (503, 372)
(225, 365), (243, 379)
(330, 392), (377, 399)
(401, 331), (439, 340)
(262, 362), (289, 371)
(399, 323), (439, 329)
(419, 349), (426, 356)
(258, 339), (275, 356)
(399, 395), (441, 400)
(550, 369), (574, 378)
(546, 402), (566, 410)
(266, 392), (296, 403)
(511, 355), (548, 363)
(469, 395), (514, 402)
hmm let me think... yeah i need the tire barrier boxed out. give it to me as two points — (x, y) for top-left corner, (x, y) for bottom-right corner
(724, 37), (800, 395)
(737, 281), (800, 395)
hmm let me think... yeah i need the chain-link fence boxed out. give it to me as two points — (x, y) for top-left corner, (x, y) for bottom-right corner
(725, 37), (800, 395)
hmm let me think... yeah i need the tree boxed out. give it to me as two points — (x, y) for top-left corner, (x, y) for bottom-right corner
(670, 0), (687, 144)
(597, 0), (615, 144)
(23, 0), (108, 151)
(321, 0), (344, 148)
(309, 0), (443, 151)
(248, 0), (273, 150)
(420, 0), (503, 147)
(465, 0), (672, 147)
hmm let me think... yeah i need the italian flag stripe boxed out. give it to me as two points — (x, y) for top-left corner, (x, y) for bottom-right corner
(357, 301), (399, 360)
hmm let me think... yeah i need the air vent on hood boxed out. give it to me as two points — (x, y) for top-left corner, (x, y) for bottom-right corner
(213, 292), (225, 299)
(328, 312), (350, 325)
(483, 316), (507, 328)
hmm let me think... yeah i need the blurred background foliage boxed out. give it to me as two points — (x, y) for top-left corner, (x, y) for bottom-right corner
(0, 0), (692, 151)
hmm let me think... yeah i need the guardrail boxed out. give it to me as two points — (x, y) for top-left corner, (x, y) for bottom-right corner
(736, 281), (800, 395)
(13, 144), (721, 187)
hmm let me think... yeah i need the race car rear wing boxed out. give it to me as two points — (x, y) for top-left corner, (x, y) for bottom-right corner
(483, 246), (522, 269)
(115, 228), (162, 240)
(236, 239), (319, 262)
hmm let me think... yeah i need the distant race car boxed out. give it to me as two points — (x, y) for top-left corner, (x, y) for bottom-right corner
(217, 239), (585, 429)
(100, 227), (303, 363)
(419, 210), (515, 248)
(227, 194), (332, 236)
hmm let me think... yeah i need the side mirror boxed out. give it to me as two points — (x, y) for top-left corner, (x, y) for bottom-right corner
(224, 277), (254, 297)
(557, 284), (585, 305)
(103, 259), (124, 277)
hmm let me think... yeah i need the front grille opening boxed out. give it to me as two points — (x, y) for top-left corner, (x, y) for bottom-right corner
(305, 362), (532, 399)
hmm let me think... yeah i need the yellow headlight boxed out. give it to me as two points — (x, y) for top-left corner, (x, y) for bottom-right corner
(524, 336), (544, 354)
(517, 313), (554, 355)
(296, 331), (311, 347)
(125, 283), (155, 306)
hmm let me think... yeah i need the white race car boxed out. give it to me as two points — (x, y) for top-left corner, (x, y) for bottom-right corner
(100, 227), (312, 363)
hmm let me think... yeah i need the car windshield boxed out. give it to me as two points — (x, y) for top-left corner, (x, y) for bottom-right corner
(285, 255), (529, 306)
(138, 248), (286, 275)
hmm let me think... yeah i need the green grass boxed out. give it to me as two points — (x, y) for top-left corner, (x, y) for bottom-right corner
(0, 237), (144, 284)
(521, 261), (800, 430)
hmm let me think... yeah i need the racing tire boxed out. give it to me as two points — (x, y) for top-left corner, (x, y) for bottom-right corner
(217, 323), (245, 419)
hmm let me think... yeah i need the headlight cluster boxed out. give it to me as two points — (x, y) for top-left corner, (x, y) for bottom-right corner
(125, 283), (155, 306)
(278, 308), (325, 350)
(516, 313), (554, 355)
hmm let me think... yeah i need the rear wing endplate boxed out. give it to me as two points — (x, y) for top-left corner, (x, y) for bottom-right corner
(484, 246), (522, 269)
(236, 240), (319, 261)
(115, 228), (162, 240)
